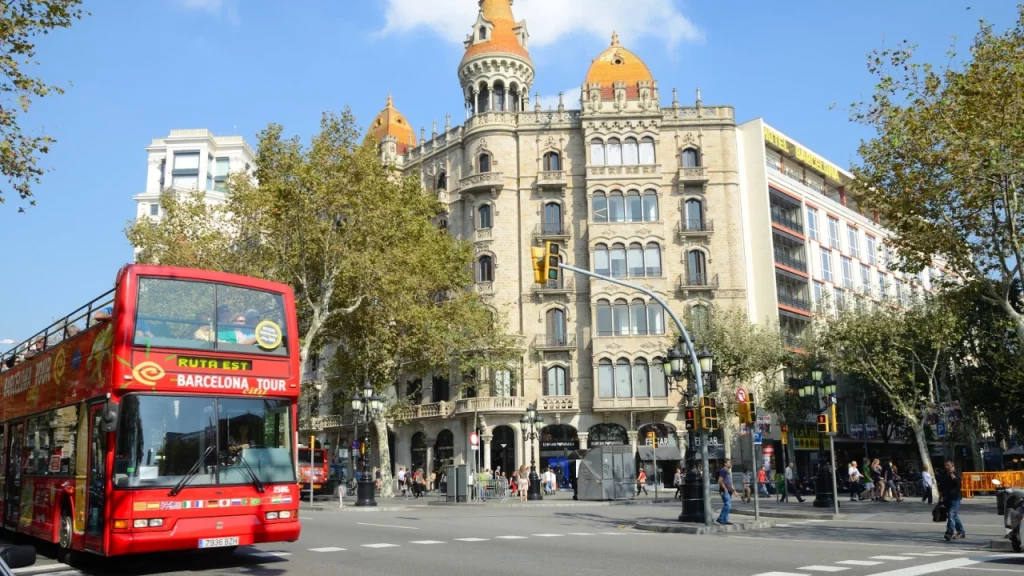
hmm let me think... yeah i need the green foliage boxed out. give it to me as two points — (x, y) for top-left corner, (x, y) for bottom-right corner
(850, 5), (1024, 341)
(0, 0), (86, 211)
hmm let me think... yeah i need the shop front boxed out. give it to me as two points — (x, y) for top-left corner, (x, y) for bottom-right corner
(638, 423), (681, 488)
(540, 424), (579, 489)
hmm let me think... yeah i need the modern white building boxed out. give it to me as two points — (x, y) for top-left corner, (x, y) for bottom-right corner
(133, 129), (255, 222)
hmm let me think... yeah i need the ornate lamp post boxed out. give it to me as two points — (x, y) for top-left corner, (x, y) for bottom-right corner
(351, 380), (383, 507)
(519, 405), (544, 501)
(796, 364), (837, 509)
(666, 340), (714, 523)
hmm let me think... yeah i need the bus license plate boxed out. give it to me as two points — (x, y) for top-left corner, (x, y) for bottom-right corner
(199, 537), (239, 549)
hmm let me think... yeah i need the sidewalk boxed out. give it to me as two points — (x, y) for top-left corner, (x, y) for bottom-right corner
(302, 488), (680, 510)
(727, 493), (998, 519)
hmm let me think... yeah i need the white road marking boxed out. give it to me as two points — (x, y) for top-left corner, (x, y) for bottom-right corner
(362, 543), (400, 548)
(495, 535), (528, 539)
(798, 567), (850, 572)
(309, 547), (346, 552)
(600, 532), (627, 535)
(454, 538), (489, 542)
(409, 540), (446, 544)
(871, 556), (916, 561)
(864, 557), (979, 575)
(532, 533), (563, 537)
(357, 522), (419, 530)
(12, 565), (76, 575)
(837, 560), (883, 566)
(752, 572), (809, 576)
(568, 532), (595, 535)
(900, 553), (944, 557)
(962, 568), (1024, 573)
(14, 571), (80, 576)
(775, 524), (792, 527)
(251, 552), (291, 558)
(805, 520), (829, 523)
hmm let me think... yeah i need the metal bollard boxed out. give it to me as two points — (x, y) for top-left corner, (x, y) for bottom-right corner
(339, 483), (346, 508)
(678, 467), (705, 523)
(997, 486), (1007, 516)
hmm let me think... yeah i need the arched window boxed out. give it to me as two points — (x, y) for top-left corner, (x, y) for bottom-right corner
(608, 191), (625, 222)
(623, 137), (639, 165)
(509, 84), (520, 112)
(628, 242), (645, 276)
(545, 365), (567, 396)
(642, 191), (659, 222)
(594, 244), (610, 276)
(479, 26), (488, 40)
(545, 308), (566, 346)
(632, 358), (650, 397)
(437, 172), (447, 191)
(615, 358), (632, 397)
(596, 299), (612, 336)
(606, 138), (622, 165)
(542, 202), (562, 234)
(612, 299), (629, 335)
(681, 148), (700, 168)
(630, 298), (648, 335)
(477, 84), (490, 114)
(478, 204), (492, 229)
(650, 357), (668, 397)
(645, 243), (662, 277)
(625, 190), (643, 222)
(493, 82), (506, 112)
(543, 151), (561, 171)
(479, 153), (491, 173)
(647, 305), (665, 335)
(687, 250), (707, 285)
(639, 137), (656, 164)
(478, 255), (494, 282)
(590, 139), (605, 166)
(592, 192), (608, 223)
(691, 304), (709, 333)
(610, 243), (627, 278)
(685, 198), (703, 230)
(598, 359), (614, 398)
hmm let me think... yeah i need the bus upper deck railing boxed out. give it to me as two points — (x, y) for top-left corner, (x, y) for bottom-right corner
(1, 288), (115, 371)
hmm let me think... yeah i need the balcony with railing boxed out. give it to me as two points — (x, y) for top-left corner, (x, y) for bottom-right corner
(587, 164), (661, 181)
(771, 211), (804, 236)
(777, 293), (811, 312)
(532, 334), (577, 352)
(537, 170), (567, 189)
(678, 166), (709, 185)
(676, 218), (714, 238)
(773, 251), (807, 273)
(677, 273), (719, 290)
(593, 396), (672, 412)
(537, 395), (579, 412)
(394, 401), (453, 420)
(459, 172), (504, 195)
(531, 276), (574, 298)
(455, 396), (526, 414)
(533, 222), (571, 241)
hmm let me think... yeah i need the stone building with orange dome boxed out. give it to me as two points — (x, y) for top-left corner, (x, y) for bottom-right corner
(369, 0), (747, 487)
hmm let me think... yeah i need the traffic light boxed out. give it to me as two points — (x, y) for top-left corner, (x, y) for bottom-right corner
(700, 397), (719, 432)
(684, 408), (696, 431)
(542, 241), (560, 283)
(780, 425), (789, 433)
(738, 402), (752, 425)
(531, 247), (545, 284)
(816, 414), (829, 434)
(830, 403), (838, 436)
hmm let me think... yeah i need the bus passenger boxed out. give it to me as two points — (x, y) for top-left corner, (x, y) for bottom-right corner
(24, 338), (44, 359)
(216, 305), (239, 343)
(194, 314), (213, 341)
(93, 306), (113, 323)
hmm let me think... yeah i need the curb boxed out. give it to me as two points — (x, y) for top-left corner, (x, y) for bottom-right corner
(634, 519), (776, 534)
(301, 505), (412, 513)
(732, 509), (838, 521)
(424, 498), (676, 508)
(990, 539), (1013, 551)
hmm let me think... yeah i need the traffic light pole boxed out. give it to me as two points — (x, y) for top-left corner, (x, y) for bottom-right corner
(559, 263), (713, 527)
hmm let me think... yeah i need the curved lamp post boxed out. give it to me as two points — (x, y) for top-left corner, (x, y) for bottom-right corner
(519, 405), (545, 501)
(665, 342), (714, 523)
(796, 364), (837, 509)
(352, 380), (383, 507)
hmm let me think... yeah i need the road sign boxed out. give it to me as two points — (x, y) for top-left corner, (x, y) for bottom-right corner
(754, 432), (763, 445)
(470, 432), (480, 450)
(936, 422), (947, 438)
(736, 388), (747, 403)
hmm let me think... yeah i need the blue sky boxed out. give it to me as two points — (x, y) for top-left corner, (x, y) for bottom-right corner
(0, 0), (1014, 346)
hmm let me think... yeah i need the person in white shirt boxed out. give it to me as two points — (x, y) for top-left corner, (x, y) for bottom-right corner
(848, 461), (866, 502)
(921, 469), (933, 504)
(397, 468), (407, 497)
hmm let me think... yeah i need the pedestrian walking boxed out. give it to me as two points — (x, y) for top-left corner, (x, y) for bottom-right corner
(784, 462), (805, 503)
(716, 458), (736, 525)
(636, 468), (648, 497)
(741, 468), (752, 503)
(848, 460), (867, 501)
(757, 467), (769, 498)
(518, 467), (530, 502)
(673, 467), (683, 501)
(871, 459), (885, 501)
(938, 460), (965, 541)
(887, 461), (904, 502)
(397, 467), (407, 498)
(921, 468), (934, 504)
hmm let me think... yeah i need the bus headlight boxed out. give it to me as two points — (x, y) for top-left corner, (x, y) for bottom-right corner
(134, 518), (164, 528)
(133, 519), (148, 528)
(148, 518), (164, 527)
(265, 512), (279, 520)
(279, 511), (292, 519)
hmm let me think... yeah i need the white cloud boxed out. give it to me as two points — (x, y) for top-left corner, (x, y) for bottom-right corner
(379, 0), (701, 49)
(171, 0), (240, 25)
(536, 87), (582, 111)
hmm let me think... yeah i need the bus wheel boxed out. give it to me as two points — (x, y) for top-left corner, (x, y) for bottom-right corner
(58, 510), (75, 565)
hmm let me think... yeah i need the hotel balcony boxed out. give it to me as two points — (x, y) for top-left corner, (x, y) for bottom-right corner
(459, 172), (504, 196)
(773, 251), (807, 273)
(454, 396), (527, 415)
(676, 218), (714, 239)
(777, 293), (811, 312)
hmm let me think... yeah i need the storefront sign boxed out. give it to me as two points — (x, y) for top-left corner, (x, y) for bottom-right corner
(763, 126), (841, 181)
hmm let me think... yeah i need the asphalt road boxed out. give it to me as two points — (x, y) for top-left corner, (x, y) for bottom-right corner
(4, 497), (1023, 576)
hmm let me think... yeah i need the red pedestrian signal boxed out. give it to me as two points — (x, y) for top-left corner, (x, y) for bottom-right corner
(684, 408), (696, 431)
(816, 414), (829, 433)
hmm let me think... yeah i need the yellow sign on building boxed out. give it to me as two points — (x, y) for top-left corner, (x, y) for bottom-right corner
(763, 126), (842, 182)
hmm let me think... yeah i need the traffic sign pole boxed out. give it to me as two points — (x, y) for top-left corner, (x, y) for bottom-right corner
(749, 394), (759, 522)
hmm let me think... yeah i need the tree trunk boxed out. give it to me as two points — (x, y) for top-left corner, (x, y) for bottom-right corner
(908, 417), (938, 501)
(373, 417), (394, 498)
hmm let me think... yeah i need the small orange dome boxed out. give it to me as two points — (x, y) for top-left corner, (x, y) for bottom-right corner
(367, 95), (416, 149)
(585, 32), (654, 86)
(461, 0), (530, 64)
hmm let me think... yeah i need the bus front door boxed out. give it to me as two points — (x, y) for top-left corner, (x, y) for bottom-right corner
(3, 422), (22, 528)
(84, 405), (107, 553)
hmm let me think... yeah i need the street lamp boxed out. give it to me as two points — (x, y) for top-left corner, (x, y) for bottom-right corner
(519, 405), (545, 501)
(666, 338), (714, 523)
(793, 364), (836, 510)
(351, 379), (383, 507)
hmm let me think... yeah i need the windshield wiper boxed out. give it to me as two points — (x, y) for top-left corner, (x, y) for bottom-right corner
(234, 451), (265, 493)
(168, 445), (215, 497)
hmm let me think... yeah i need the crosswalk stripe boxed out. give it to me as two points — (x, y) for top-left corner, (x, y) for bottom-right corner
(798, 567), (849, 572)
(900, 553), (944, 557)
(454, 538), (489, 542)
(309, 547), (346, 552)
(775, 524), (792, 527)
(12, 565), (75, 575)
(532, 534), (563, 537)
(362, 543), (399, 548)
(752, 572), (809, 576)
(568, 532), (595, 535)
(409, 541), (446, 544)
(871, 556), (915, 561)
(495, 535), (527, 539)
(836, 560), (883, 566)
(15, 571), (79, 576)
(251, 552), (291, 558)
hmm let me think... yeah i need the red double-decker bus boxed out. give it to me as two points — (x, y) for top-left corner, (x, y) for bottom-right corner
(297, 447), (329, 495)
(0, 265), (302, 561)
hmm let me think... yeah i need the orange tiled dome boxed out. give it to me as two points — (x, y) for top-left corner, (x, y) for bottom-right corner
(461, 0), (531, 64)
(367, 95), (416, 149)
(585, 32), (654, 86)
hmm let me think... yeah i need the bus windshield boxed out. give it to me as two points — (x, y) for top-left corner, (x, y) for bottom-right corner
(114, 394), (295, 488)
(134, 277), (288, 356)
(298, 449), (325, 466)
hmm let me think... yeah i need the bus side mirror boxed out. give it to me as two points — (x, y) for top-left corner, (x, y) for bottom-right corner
(100, 400), (119, 433)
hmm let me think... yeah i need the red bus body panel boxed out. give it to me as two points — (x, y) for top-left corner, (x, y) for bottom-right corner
(298, 449), (330, 494)
(0, 265), (302, 556)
